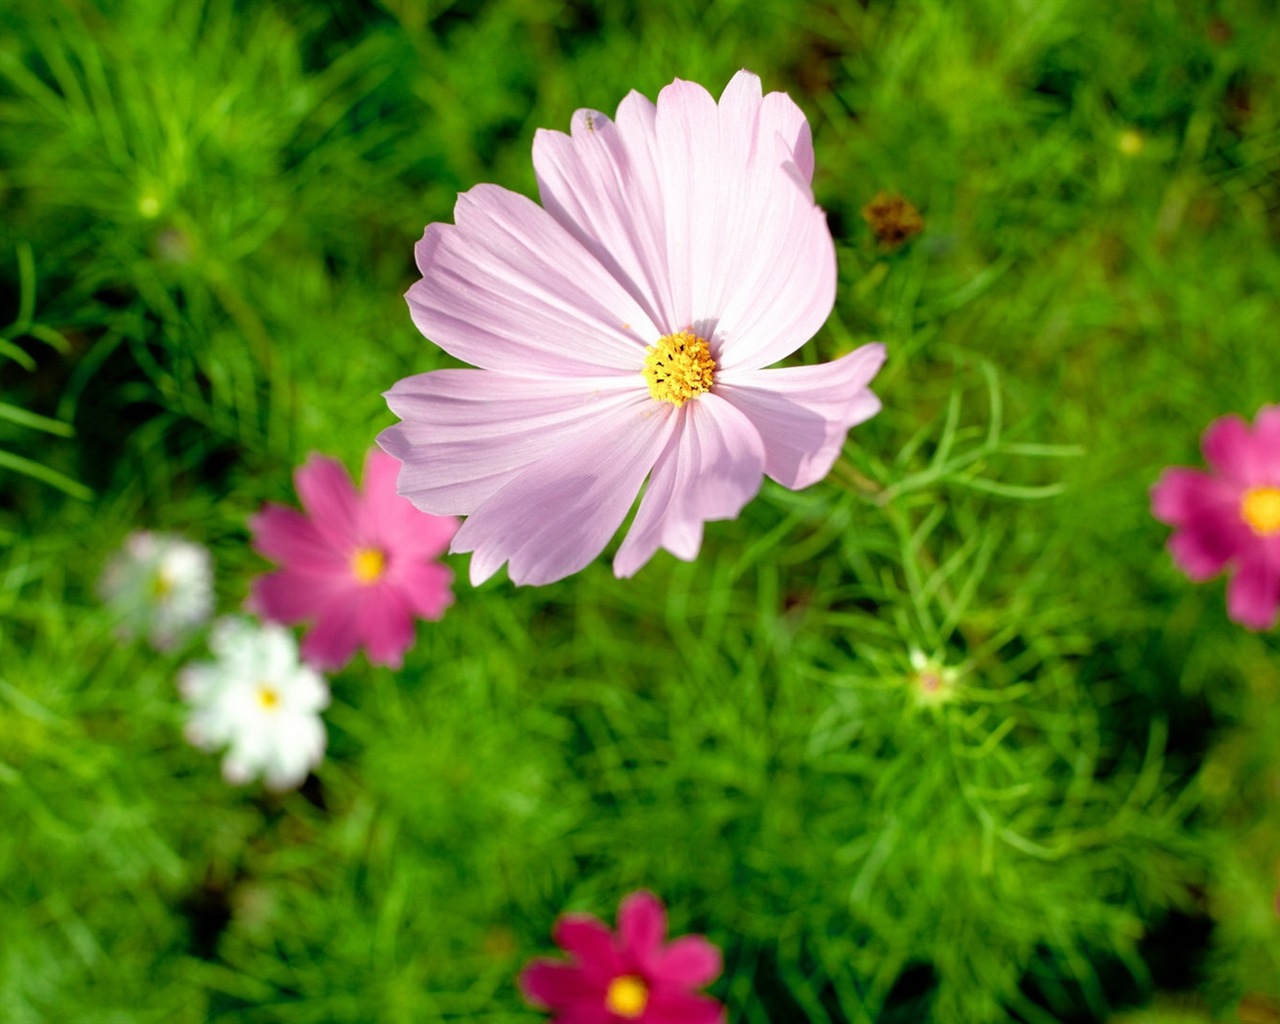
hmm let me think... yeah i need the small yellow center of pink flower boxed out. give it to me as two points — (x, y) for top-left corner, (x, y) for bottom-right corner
(256, 685), (281, 712)
(605, 975), (648, 1018)
(351, 547), (386, 584)
(643, 330), (715, 407)
(1242, 487), (1280, 536)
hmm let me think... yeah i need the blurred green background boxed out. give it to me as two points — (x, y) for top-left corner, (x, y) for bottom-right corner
(2, 0), (1279, 1020)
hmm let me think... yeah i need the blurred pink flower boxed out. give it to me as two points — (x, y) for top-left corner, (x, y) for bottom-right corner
(519, 891), (725, 1024)
(1151, 406), (1280, 630)
(248, 449), (458, 670)
(380, 70), (885, 586)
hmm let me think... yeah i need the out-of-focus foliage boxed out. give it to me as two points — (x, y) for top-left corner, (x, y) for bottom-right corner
(1, 0), (1278, 1021)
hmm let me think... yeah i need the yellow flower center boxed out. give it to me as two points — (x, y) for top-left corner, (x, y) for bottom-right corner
(256, 685), (281, 711)
(605, 975), (648, 1018)
(1242, 487), (1280, 536)
(150, 572), (174, 599)
(642, 330), (715, 407)
(351, 547), (386, 584)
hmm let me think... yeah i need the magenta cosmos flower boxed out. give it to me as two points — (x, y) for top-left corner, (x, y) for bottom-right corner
(248, 449), (458, 669)
(520, 891), (725, 1024)
(1151, 406), (1280, 630)
(379, 70), (885, 586)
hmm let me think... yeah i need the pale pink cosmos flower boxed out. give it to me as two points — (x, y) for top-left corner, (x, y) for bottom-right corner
(519, 890), (725, 1024)
(248, 448), (458, 670)
(380, 70), (886, 586)
(1151, 406), (1280, 630)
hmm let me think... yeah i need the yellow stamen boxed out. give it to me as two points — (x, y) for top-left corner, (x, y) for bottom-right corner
(150, 572), (174, 599)
(642, 330), (715, 407)
(351, 547), (386, 584)
(1242, 487), (1280, 536)
(256, 685), (281, 711)
(605, 975), (648, 1018)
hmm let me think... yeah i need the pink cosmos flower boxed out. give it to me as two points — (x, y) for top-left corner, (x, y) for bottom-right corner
(380, 70), (885, 586)
(1151, 406), (1280, 630)
(248, 449), (458, 670)
(519, 890), (725, 1024)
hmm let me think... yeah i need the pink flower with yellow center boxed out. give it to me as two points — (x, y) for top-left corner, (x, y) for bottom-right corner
(519, 890), (725, 1024)
(248, 449), (458, 670)
(379, 70), (885, 586)
(1151, 406), (1280, 630)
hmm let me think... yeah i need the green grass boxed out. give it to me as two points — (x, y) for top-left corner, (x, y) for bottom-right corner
(2, 0), (1279, 1021)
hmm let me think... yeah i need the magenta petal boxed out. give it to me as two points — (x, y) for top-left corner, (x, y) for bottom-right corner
(382, 370), (643, 517)
(1167, 528), (1237, 582)
(393, 561), (454, 621)
(519, 960), (600, 1011)
(1227, 552), (1280, 631)
(358, 449), (454, 555)
(295, 455), (361, 550)
(1202, 415), (1269, 487)
(300, 595), (363, 671)
(617, 891), (667, 969)
(408, 184), (657, 377)
(1254, 405), (1280, 479)
(360, 448), (459, 560)
(718, 343), (886, 490)
(451, 399), (676, 586)
(357, 585), (415, 669)
(649, 936), (722, 989)
(642, 990), (726, 1024)
(554, 915), (623, 983)
(250, 569), (338, 625)
(613, 395), (766, 578)
(249, 504), (344, 569)
(1150, 468), (1240, 527)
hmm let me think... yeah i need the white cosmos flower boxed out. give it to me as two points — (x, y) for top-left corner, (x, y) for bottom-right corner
(180, 618), (329, 791)
(98, 531), (214, 651)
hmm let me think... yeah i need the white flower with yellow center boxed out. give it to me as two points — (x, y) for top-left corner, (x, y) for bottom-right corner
(98, 531), (213, 651)
(180, 618), (329, 791)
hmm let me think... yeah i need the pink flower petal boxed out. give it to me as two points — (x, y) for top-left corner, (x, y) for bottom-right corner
(613, 395), (766, 578)
(1150, 467), (1240, 527)
(392, 560), (454, 621)
(519, 960), (602, 1011)
(554, 914), (623, 983)
(758, 87), (815, 184)
(249, 569), (342, 624)
(451, 398), (676, 586)
(1202, 414), (1271, 487)
(651, 78), (719, 333)
(1167, 527), (1239, 582)
(717, 343), (886, 489)
(295, 455), (361, 551)
(1254, 405), (1280, 480)
(381, 370), (643, 517)
(649, 936), (722, 989)
(357, 585), (415, 669)
(617, 891), (667, 969)
(1227, 551), (1280, 631)
(248, 504), (345, 570)
(642, 990), (726, 1024)
(653, 72), (835, 370)
(300, 595), (363, 671)
(534, 95), (676, 333)
(358, 448), (459, 559)
(407, 184), (658, 377)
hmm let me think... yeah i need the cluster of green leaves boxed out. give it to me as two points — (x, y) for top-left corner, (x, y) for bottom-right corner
(2, 0), (1278, 1022)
